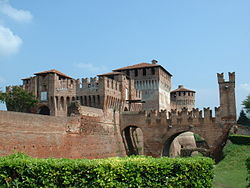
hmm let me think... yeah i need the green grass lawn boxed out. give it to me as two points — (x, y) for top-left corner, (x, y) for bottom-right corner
(213, 144), (250, 188)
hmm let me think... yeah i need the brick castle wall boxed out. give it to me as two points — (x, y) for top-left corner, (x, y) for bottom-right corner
(0, 110), (126, 159)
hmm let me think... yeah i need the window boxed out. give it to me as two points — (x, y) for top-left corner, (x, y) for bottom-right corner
(151, 68), (155, 75)
(42, 85), (47, 91)
(125, 88), (128, 100)
(143, 68), (146, 76)
(40, 92), (48, 101)
(97, 95), (100, 105)
(135, 69), (138, 77)
(126, 70), (130, 76)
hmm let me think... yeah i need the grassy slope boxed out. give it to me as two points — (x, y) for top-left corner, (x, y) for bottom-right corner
(213, 144), (250, 188)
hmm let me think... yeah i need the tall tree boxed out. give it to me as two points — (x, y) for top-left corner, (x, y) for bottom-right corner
(0, 86), (37, 113)
(237, 109), (250, 126)
(243, 94), (250, 114)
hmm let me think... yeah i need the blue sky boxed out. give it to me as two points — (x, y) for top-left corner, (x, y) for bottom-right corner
(0, 0), (249, 114)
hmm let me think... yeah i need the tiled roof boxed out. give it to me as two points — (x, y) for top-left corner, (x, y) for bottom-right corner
(113, 63), (160, 71)
(34, 69), (72, 79)
(113, 62), (172, 76)
(171, 87), (195, 93)
(98, 72), (124, 76)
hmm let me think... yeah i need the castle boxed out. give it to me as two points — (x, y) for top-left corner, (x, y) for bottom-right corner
(19, 60), (195, 116)
(0, 61), (236, 161)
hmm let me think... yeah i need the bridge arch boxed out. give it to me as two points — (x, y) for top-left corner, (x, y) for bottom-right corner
(122, 125), (144, 156)
(162, 130), (210, 157)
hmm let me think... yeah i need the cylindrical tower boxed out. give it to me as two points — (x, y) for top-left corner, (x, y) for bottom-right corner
(170, 85), (195, 111)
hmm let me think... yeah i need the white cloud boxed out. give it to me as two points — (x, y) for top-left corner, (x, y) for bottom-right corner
(0, 25), (22, 56)
(0, 1), (33, 57)
(75, 63), (108, 74)
(0, 0), (33, 23)
(240, 83), (250, 92)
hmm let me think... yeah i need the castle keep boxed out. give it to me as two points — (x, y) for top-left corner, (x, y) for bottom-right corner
(19, 60), (195, 116)
(1, 61), (236, 160)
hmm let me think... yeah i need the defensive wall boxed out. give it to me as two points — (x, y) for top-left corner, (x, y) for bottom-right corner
(0, 107), (126, 159)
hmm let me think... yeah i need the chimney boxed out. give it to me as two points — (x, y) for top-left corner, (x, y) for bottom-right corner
(151, 59), (158, 64)
(178, 85), (184, 88)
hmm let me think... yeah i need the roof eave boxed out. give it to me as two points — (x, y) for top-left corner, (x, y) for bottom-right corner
(113, 64), (172, 77)
(34, 71), (72, 79)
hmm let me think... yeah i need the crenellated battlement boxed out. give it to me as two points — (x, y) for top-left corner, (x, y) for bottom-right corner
(217, 73), (224, 83)
(122, 107), (224, 128)
(77, 77), (100, 89)
(55, 78), (76, 90)
(217, 72), (235, 83)
(103, 77), (121, 91)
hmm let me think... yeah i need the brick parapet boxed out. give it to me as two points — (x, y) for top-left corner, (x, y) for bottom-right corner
(120, 107), (227, 129)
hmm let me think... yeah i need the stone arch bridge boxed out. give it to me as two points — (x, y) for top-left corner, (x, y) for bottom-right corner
(120, 107), (235, 160)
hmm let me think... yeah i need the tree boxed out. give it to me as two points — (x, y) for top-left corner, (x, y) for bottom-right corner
(0, 90), (4, 102)
(243, 94), (250, 114)
(237, 109), (250, 126)
(0, 86), (38, 113)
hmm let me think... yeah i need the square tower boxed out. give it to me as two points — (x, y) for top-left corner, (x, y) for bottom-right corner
(113, 60), (172, 111)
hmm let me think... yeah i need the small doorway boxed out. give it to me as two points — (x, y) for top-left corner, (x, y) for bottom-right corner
(38, 106), (50, 115)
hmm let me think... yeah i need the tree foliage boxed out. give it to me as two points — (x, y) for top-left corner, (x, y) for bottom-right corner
(237, 109), (250, 126)
(0, 86), (37, 113)
(243, 94), (250, 114)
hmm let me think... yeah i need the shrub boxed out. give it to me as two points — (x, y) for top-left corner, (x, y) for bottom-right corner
(229, 134), (250, 145)
(0, 153), (214, 188)
(246, 157), (250, 187)
(194, 134), (205, 142)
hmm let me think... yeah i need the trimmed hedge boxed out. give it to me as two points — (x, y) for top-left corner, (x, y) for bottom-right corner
(246, 157), (250, 187)
(229, 134), (250, 145)
(0, 153), (214, 187)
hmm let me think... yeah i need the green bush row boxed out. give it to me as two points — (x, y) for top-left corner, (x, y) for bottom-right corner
(229, 134), (250, 145)
(0, 153), (214, 188)
(246, 158), (250, 187)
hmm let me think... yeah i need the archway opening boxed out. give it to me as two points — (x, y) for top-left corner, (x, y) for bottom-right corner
(162, 131), (209, 157)
(38, 105), (50, 115)
(122, 126), (143, 156)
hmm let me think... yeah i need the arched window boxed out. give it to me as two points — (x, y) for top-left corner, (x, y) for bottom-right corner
(88, 96), (91, 106)
(80, 96), (83, 105)
(84, 96), (87, 106)
(60, 96), (64, 110)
